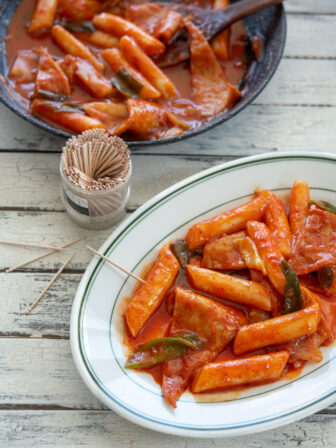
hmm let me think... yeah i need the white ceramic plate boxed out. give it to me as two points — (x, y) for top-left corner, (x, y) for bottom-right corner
(71, 151), (336, 438)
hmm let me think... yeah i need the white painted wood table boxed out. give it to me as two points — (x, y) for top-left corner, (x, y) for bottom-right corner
(1, 1), (336, 446)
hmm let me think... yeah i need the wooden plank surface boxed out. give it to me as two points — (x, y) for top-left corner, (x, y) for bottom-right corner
(285, 15), (336, 58)
(0, 12), (336, 154)
(256, 59), (336, 106)
(0, 339), (103, 409)
(1, 102), (335, 155)
(1, 1), (336, 446)
(0, 411), (336, 448)
(286, 0), (336, 14)
(0, 211), (114, 271)
(1, 338), (335, 413)
(0, 154), (217, 210)
(0, 273), (79, 338)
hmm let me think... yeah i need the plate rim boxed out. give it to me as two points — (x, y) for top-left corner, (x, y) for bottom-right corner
(70, 151), (336, 438)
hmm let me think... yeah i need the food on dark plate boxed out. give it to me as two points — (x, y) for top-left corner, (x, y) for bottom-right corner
(5, 0), (260, 141)
(123, 181), (336, 407)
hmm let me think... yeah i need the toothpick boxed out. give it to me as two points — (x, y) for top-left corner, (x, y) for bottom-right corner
(0, 240), (64, 251)
(62, 134), (130, 192)
(61, 152), (68, 170)
(86, 245), (146, 284)
(5, 238), (81, 273)
(26, 253), (74, 315)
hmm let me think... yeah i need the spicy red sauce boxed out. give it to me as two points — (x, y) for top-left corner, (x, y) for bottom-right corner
(5, 0), (253, 140)
(122, 261), (336, 394)
(124, 266), (256, 387)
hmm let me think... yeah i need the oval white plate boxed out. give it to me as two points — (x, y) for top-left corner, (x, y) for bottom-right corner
(71, 151), (336, 438)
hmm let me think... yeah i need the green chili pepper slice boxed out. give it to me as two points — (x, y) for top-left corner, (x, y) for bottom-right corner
(171, 240), (189, 269)
(63, 102), (86, 112)
(52, 102), (86, 114)
(33, 96), (86, 114)
(309, 200), (336, 215)
(140, 334), (203, 350)
(61, 20), (96, 34)
(111, 68), (144, 98)
(125, 343), (187, 369)
(125, 333), (203, 369)
(117, 67), (143, 94)
(34, 90), (68, 102)
(280, 259), (304, 314)
(317, 265), (334, 289)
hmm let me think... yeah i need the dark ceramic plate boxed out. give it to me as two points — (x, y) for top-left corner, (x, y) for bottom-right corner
(0, 0), (286, 147)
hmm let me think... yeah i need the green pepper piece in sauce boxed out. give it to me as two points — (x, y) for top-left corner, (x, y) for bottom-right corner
(34, 90), (68, 102)
(56, 103), (86, 113)
(117, 67), (143, 94)
(125, 333), (203, 369)
(33, 97), (86, 114)
(280, 259), (304, 314)
(61, 20), (96, 34)
(309, 200), (336, 215)
(111, 68), (144, 98)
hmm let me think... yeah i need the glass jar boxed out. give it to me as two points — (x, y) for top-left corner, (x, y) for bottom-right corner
(60, 159), (132, 230)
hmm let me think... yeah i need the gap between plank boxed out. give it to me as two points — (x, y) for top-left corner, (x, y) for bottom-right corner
(285, 56), (336, 61)
(0, 404), (105, 411)
(286, 11), (336, 16)
(0, 268), (85, 274)
(0, 404), (334, 414)
(0, 333), (69, 340)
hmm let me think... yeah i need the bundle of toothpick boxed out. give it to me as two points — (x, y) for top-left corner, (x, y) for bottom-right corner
(61, 130), (131, 217)
(62, 129), (130, 191)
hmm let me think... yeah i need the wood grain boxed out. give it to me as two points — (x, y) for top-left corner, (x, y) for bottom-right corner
(0, 211), (117, 271)
(0, 273), (79, 338)
(0, 339), (103, 409)
(286, 0), (336, 14)
(0, 411), (335, 447)
(1, 103), (335, 155)
(0, 154), (217, 210)
(256, 59), (336, 106)
(1, 338), (335, 413)
(285, 15), (336, 58)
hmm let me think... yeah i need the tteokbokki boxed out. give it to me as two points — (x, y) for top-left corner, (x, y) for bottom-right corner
(123, 181), (336, 407)
(6, 0), (259, 141)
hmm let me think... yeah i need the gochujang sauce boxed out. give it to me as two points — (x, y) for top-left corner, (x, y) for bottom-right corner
(5, 0), (258, 141)
(122, 188), (336, 405)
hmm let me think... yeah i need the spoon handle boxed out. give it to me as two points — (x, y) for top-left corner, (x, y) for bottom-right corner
(210, 0), (284, 38)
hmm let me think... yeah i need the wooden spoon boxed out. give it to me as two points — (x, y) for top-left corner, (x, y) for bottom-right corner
(156, 0), (284, 66)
